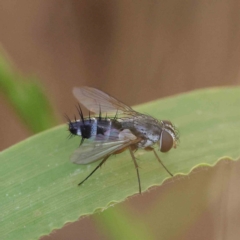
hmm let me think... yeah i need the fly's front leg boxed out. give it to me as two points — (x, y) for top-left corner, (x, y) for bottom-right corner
(153, 149), (173, 177)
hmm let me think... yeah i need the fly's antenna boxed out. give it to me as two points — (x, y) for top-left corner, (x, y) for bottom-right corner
(76, 103), (84, 123)
(105, 112), (108, 120)
(74, 115), (77, 122)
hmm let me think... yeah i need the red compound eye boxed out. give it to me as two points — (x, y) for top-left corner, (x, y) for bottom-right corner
(159, 129), (174, 152)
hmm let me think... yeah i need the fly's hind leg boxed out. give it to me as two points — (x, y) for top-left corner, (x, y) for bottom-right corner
(78, 155), (110, 186)
(153, 149), (173, 177)
(129, 147), (142, 194)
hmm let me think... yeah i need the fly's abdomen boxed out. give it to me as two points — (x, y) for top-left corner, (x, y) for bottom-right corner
(80, 119), (97, 139)
(69, 117), (122, 140)
(69, 118), (97, 139)
(96, 118), (111, 136)
(96, 118), (123, 140)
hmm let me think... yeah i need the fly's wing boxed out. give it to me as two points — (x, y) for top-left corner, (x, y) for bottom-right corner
(71, 139), (128, 164)
(73, 86), (136, 115)
(71, 129), (141, 164)
(71, 87), (141, 164)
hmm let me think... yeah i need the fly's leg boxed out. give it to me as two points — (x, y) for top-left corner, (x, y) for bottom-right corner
(153, 149), (173, 177)
(78, 155), (110, 186)
(129, 147), (142, 194)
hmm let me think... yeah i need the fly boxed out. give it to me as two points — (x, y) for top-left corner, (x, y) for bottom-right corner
(67, 86), (179, 194)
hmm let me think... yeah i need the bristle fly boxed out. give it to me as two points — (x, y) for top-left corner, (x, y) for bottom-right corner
(67, 86), (179, 194)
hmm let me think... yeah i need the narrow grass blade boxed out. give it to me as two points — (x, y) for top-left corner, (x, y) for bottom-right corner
(0, 87), (239, 239)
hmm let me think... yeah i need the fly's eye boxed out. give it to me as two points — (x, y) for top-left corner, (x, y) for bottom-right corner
(159, 129), (174, 152)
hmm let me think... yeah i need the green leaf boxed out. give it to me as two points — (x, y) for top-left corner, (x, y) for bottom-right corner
(0, 87), (240, 239)
(0, 49), (57, 133)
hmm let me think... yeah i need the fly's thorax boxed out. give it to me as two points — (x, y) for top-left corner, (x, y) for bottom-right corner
(133, 116), (161, 142)
(120, 115), (162, 148)
(159, 120), (178, 152)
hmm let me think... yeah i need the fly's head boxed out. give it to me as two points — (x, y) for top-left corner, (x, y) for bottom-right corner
(159, 120), (179, 152)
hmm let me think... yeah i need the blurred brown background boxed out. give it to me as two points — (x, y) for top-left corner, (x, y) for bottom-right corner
(0, 0), (240, 239)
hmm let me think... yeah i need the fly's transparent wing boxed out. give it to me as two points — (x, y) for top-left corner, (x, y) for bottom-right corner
(73, 86), (135, 115)
(71, 129), (140, 164)
(71, 139), (129, 164)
